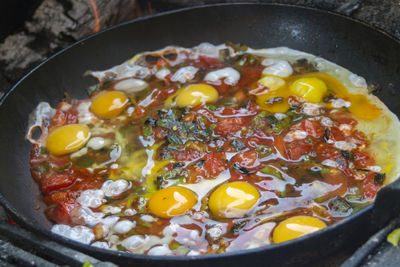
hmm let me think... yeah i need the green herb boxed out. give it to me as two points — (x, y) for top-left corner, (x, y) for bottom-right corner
(155, 176), (164, 190)
(168, 135), (183, 145)
(230, 220), (247, 233)
(82, 260), (95, 267)
(74, 156), (94, 167)
(260, 166), (282, 179)
(374, 173), (386, 185)
(225, 41), (248, 52)
(223, 101), (235, 106)
(230, 140), (246, 151)
(170, 242), (181, 250)
(143, 124), (153, 137)
(116, 244), (126, 251)
(234, 53), (260, 67)
(174, 245), (191, 255)
(340, 151), (354, 161)
(34, 162), (50, 173)
(207, 104), (217, 111)
(53, 162), (72, 172)
(306, 167), (324, 180)
(387, 228), (400, 246)
(219, 48), (231, 62)
(138, 221), (152, 228)
(40, 147), (48, 155)
(255, 145), (273, 157)
(329, 197), (353, 215)
(232, 163), (250, 175)
(272, 116), (292, 133)
(292, 58), (318, 73)
(286, 110), (305, 123)
(85, 84), (99, 96)
(265, 115), (278, 126)
(200, 128), (213, 138)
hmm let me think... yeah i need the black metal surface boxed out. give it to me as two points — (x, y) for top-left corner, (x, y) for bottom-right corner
(0, 3), (400, 266)
(342, 217), (400, 267)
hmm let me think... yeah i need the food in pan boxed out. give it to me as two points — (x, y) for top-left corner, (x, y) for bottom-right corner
(27, 42), (400, 255)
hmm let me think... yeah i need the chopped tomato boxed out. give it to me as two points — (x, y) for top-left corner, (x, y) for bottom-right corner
(231, 151), (260, 169)
(363, 172), (380, 199)
(315, 143), (336, 161)
(237, 66), (263, 88)
(215, 117), (246, 135)
(349, 131), (368, 145)
(329, 127), (346, 141)
(45, 191), (79, 224)
(273, 136), (287, 159)
(197, 56), (225, 69)
(330, 111), (357, 126)
(41, 173), (76, 194)
(353, 151), (374, 169)
(300, 120), (325, 138)
(172, 149), (204, 162)
(286, 140), (313, 160)
(203, 152), (227, 177)
(214, 82), (232, 94)
(49, 108), (78, 130)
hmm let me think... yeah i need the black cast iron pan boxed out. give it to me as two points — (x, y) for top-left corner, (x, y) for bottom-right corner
(1, 3), (400, 266)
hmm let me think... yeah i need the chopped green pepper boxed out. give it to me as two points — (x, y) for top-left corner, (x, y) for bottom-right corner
(387, 228), (400, 246)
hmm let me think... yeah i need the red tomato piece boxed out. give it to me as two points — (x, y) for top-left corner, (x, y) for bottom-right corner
(49, 109), (78, 130)
(237, 66), (263, 88)
(301, 120), (325, 138)
(215, 117), (246, 135)
(231, 151), (260, 169)
(273, 136), (288, 159)
(330, 127), (346, 141)
(286, 140), (313, 160)
(353, 151), (374, 169)
(41, 173), (76, 194)
(45, 191), (79, 224)
(315, 143), (336, 161)
(203, 152), (227, 177)
(172, 149), (204, 162)
(363, 173), (380, 199)
(349, 131), (368, 145)
(330, 111), (357, 126)
(197, 56), (225, 69)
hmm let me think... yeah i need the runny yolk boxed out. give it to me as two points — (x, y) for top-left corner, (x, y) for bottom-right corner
(272, 215), (327, 243)
(208, 181), (260, 218)
(289, 77), (328, 103)
(175, 84), (219, 108)
(288, 72), (380, 119)
(90, 91), (129, 118)
(148, 186), (197, 218)
(46, 124), (90, 156)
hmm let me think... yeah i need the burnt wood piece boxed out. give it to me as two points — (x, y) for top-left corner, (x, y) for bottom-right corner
(0, 0), (138, 96)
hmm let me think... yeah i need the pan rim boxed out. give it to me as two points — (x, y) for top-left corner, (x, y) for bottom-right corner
(0, 2), (398, 262)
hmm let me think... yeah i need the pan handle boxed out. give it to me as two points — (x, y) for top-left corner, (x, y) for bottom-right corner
(371, 178), (400, 227)
(334, 0), (363, 16)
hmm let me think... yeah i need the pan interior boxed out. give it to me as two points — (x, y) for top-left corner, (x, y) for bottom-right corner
(0, 3), (399, 261)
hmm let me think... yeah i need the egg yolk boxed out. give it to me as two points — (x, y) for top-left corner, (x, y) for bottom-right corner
(175, 84), (219, 108)
(46, 124), (90, 156)
(90, 91), (129, 118)
(289, 77), (327, 103)
(209, 181), (260, 218)
(148, 186), (197, 218)
(272, 215), (327, 243)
